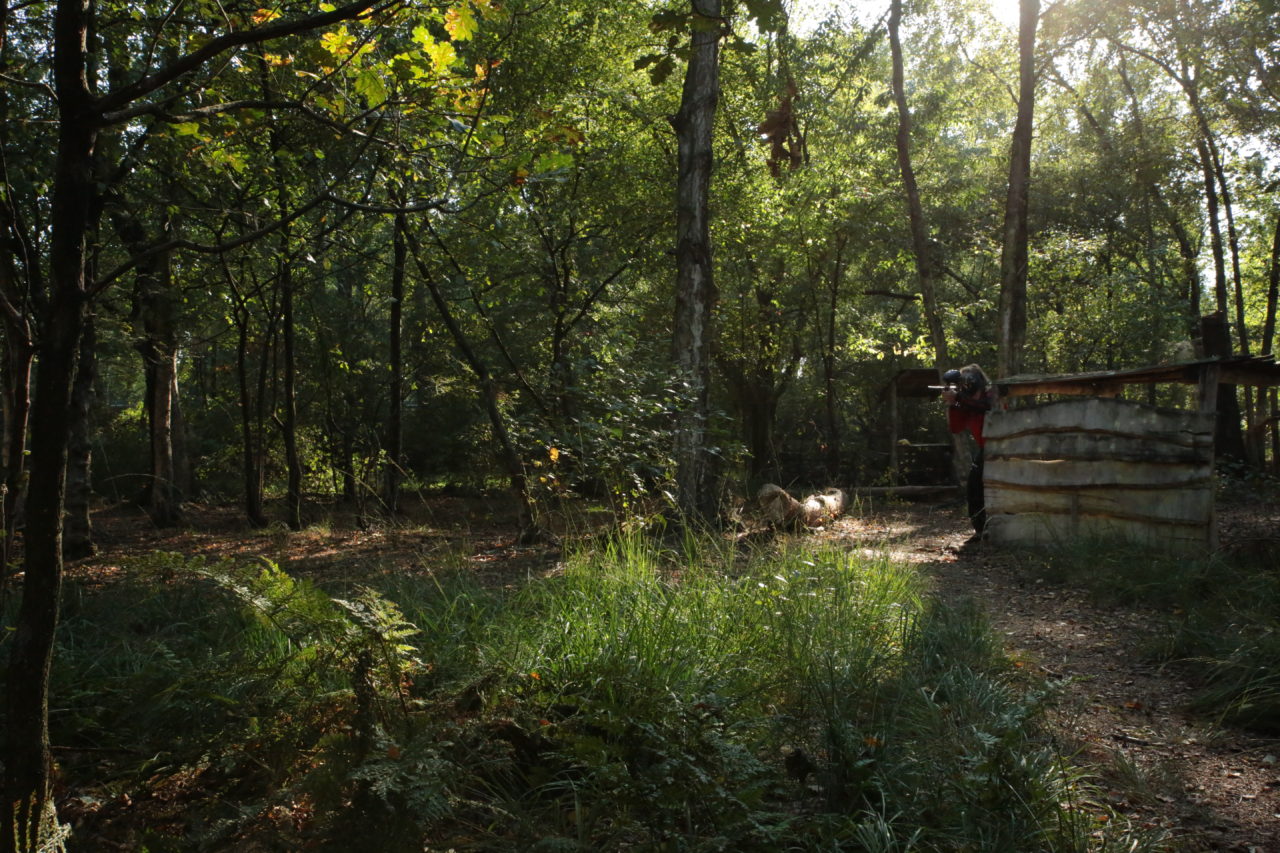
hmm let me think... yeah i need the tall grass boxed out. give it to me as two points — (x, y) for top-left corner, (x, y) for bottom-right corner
(38, 535), (1167, 851)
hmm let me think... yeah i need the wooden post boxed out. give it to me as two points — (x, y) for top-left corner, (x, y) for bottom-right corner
(889, 380), (900, 485)
(1198, 361), (1221, 416)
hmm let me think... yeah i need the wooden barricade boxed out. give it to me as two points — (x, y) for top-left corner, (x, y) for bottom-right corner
(983, 398), (1217, 554)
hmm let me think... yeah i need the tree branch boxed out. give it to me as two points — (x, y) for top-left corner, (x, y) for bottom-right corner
(95, 0), (400, 115)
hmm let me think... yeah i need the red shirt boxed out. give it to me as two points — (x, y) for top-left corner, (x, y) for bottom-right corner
(946, 387), (996, 447)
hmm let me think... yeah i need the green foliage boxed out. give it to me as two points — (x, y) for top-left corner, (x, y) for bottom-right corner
(51, 552), (438, 849)
(48, 536), (1171, 850)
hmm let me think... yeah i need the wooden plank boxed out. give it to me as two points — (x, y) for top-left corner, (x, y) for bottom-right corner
(984, 458), (1212, 489)
(986, 511), (1212, 553)
(853, 485), (955, 497)
(986, 397), (1213, 444)
(989, 431), (1212, 461)
(986, 486), (1212, 525)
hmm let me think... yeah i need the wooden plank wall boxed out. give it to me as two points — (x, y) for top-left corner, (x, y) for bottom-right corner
(984, 398), (1217, 554)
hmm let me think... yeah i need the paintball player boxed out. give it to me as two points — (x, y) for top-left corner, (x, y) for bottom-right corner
(940, 364), (997, 536)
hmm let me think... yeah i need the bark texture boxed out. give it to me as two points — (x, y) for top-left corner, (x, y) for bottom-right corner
(670, 0), (722, 524)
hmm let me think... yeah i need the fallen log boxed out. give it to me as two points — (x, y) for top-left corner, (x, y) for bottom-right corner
(757, 483), (847, 528)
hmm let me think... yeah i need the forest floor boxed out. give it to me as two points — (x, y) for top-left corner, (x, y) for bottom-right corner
(825, 496), (1280, 852)
(72, 491), (1280, 851)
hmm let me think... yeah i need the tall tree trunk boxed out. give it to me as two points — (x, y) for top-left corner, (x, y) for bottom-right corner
(119, 224), (184, 525)
(669, 0), (722, 524)
(888, 0), (948, 371)
(2, 2), (97, 845)
(1263, 214), (1279, 470)
(384, 212), (407, 515)
(1200, 312), (1247, 460)
(1192, 141), (1247, 458)
(1211, 158), (1260, 464)
(820, 237), (845, 480)
(889, 0), (967, 484)
(64, 317), (97, 560)
(0, 319), (32, 589)
(105, 180), (184, 522)
(282, 272), (302, 529)
(997, 0), (1039, 379)
(0, 16), (39, 595)
(1263, 212), (1280, 359)
(1197, 137), (1229, 320)
(1089, 61), (1202, 333)
(236, 310), (269, 528)
(171, 372), (192, 500)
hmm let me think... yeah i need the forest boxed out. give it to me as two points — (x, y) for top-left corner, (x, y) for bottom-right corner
(2, 0), (1279, 849)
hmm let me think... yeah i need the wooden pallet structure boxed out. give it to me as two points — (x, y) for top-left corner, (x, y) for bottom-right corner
(984, 355), (1280, 554)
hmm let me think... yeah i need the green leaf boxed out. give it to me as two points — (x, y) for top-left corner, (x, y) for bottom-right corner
(355, 68), (387, 105)
(648, 9), (687, 33)
(425, 39), (457, 73)
(648, 55), (675, 86)
(534, 151), (574, 174)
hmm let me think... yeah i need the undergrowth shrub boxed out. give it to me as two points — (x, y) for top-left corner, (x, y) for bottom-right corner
(53, 552), (440, 851)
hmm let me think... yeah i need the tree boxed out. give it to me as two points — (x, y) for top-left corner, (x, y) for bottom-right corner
(887, 0), (950, 371)
(2, 1), (399, 847)
(997, 0), (1040, 379)
(670, 0), (725, 523)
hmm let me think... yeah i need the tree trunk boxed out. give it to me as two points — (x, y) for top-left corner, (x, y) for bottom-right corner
(820, 237), (845, 481)
(2, 2), (97, 845)
(282, 269), (302, 530)
(236, 311), (269, 528)
(889, 0), (967, 483)
(384, 212), (407, 514)
(1200, 312), (1246, 460)
(739, 382), (780, 485)
(1211, 158), (1260, 464)
(1197, 137), (1229, 320)
(670, 0), (722, 525)
(889, 0), (948, 371)
(64, 316), (97, 560)
(997, 0), (1039, 380)
(1, 318), (32, 589)
(0, 66), (38, 593)
(1263, 212), (1279, 359)
(1262, 214), (1279, 470)
(141, 336), (182, 525)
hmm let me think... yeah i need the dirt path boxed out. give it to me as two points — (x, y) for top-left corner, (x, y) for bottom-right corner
(831, 502), (1279, 852)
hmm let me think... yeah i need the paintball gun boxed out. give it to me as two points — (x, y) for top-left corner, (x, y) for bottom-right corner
(928, 369), (964, 392)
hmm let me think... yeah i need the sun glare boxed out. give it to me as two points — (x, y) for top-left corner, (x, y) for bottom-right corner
(791, 0), (1025, 35)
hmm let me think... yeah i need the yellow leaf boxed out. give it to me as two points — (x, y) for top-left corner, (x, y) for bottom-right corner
(548, 446), (559, 463)
(320, 27), (356, 59)
(252, 7), (281, 24)
(444, 3), (478, 41)
(425, 39), (456, 73)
